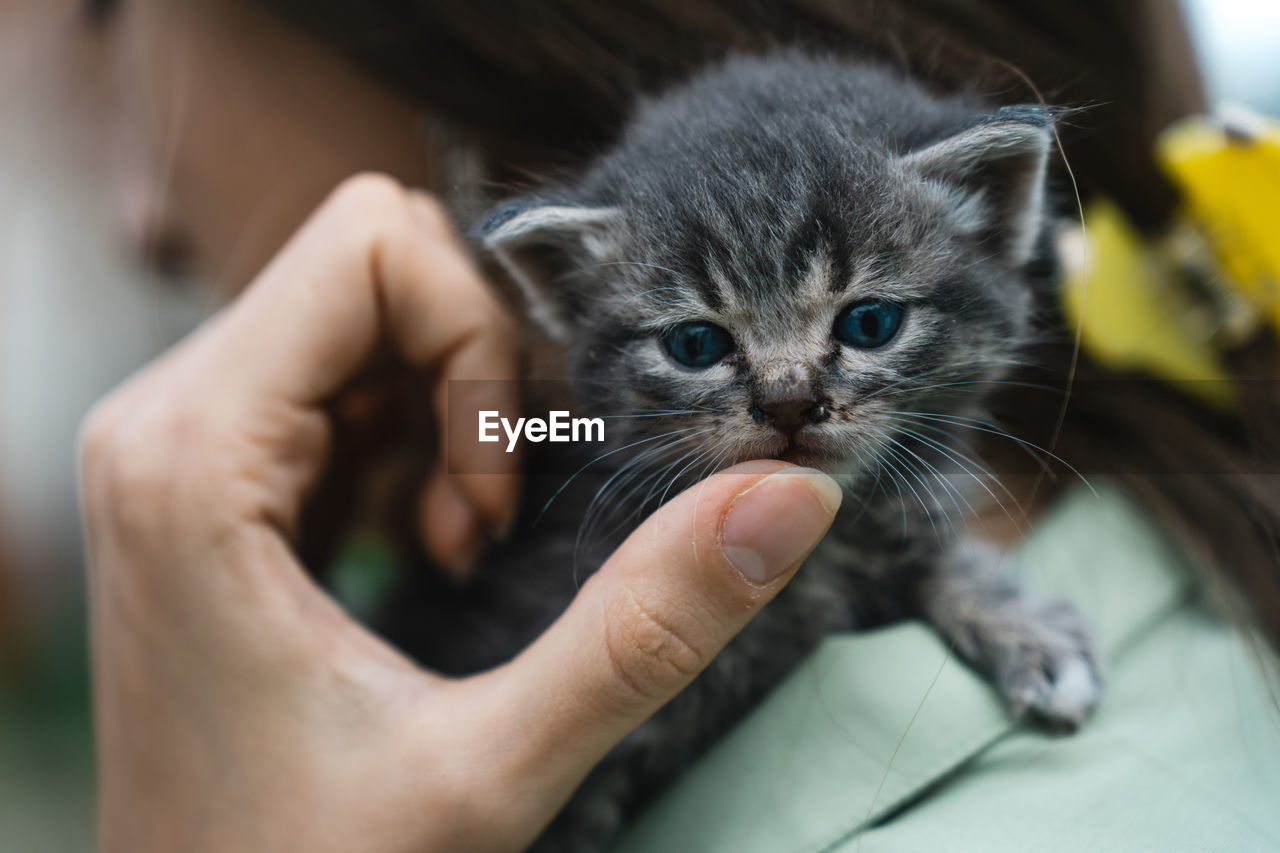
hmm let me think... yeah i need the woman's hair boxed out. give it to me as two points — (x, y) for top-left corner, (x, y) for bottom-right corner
(247, 0), (1202, 227)
(202, 0), (1280, 652)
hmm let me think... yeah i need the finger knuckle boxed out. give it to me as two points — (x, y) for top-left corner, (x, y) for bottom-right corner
(405, 189), (452, 233)
(604, 586), (707, 702)
(328, 172), (406, 215)
(78, 396), (125, 483)
(79, 396), (200, 537)
(326, 173), (439, 261)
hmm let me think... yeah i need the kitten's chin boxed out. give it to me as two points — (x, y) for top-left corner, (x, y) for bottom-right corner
(773, 440), (855, 468)
(775, 446), (844, 470)
(747, 433), (848, 472)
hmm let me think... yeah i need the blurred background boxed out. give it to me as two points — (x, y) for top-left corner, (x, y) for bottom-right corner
(1, 0), (1277, 849)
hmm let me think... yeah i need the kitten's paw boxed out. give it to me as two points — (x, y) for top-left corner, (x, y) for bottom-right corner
(919, 545), (1105, 731)
(988, 599), (1104, 731)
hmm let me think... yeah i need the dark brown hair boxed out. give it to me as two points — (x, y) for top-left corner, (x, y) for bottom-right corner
(246, 0), (1280, 652)
(251, 0), (1201, 224)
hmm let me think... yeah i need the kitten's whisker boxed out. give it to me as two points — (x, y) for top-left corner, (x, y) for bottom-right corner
(877, 442), (944, 545)
(596, 410), (705, 420)
(599, 436), (735, 547)
(636, 443), (706, 512)
(882, 414), (998, 469)
(884, 437), (966, 539)
(580, 440), (710, 557)
(564, 435), (702, 586)
(856, 360), (1043, 407)
(842, 443), (885, 527)
(876, 449), (912, 542)
(594, 436), (713, 541)
(885, 410), (1097, 496)
(879, 416), (1029, 529)
(884, 410), (1053, 478)
(593, 448), (692, 545)
(893, 427), (1027, 534)
(897, 421), (1024, 515)
(861, 360), (1030, 404)
(597, 437), (694, 515)
(658, 439), (726, 509)
(887, 435), (974, 526)
(645, 430), (729, 503)
(857, 364), (966, 404)
(590, 430), (713, 527)
(623, 447), (690, 510)
(582, 431), (710, 531)
(572, 432), (711, 585)
(865, 377), (1064, 405)
(539, 425), (705, 522)
(890, 432), (967, 512)
(699, 442), (736, 484)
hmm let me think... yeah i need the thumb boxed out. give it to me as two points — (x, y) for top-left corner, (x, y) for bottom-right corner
(482, 459), (841, 822)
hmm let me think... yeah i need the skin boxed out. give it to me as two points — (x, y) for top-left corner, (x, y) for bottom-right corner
(79, 2), (843, 849)
(94, 0), (433, 293)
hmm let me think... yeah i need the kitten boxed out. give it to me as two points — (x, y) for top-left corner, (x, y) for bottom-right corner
(381, 53), (1102, 851)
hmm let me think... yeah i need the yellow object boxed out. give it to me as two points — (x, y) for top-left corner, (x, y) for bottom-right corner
(1158, 109), (1280, 336)
(1062, 106), (1280, 411)
(1060, 199), (1236, 408)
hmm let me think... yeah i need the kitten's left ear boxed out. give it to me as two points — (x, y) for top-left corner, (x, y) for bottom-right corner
(475, 199), (620, 343)
(902, 106), (1053, 267)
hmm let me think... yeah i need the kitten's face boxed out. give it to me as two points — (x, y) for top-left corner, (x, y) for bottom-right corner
(481, 108), (1051, 485)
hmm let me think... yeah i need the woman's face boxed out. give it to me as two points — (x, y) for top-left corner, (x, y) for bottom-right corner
(94, 0), (433, 293)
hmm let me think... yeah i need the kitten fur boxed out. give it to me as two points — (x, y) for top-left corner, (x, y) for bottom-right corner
(379, 53), (1101, 851)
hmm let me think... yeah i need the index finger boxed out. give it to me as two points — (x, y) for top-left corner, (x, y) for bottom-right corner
(203, 173), (521, 528)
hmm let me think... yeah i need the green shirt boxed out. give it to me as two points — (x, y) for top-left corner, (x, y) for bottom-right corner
(617, 484), (1280, 852)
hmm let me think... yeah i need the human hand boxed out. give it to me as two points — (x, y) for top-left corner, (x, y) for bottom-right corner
(80, 174), (842, 852)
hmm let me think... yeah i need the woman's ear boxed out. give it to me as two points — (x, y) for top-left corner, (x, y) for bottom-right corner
(475, 199), (621, 343)
(900, 106), (1053, 267)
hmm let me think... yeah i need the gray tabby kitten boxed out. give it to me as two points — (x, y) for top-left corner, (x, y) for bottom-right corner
(385, 53), (1101, 851)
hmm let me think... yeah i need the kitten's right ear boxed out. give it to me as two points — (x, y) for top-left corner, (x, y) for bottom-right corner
(475, 199), (620, 343)
(900, 106), (1053, 267)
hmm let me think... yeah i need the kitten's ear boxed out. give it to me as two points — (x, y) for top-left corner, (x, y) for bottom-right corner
(475, 199), (620, 343)
(901, 106), (1053, 267)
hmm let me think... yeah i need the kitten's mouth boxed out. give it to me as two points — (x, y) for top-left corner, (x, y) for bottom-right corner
(776, 447), (839, 469)
(765, 435), (843, 470)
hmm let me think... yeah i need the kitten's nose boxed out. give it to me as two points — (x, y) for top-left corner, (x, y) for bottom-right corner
(749, 398), (830, 435)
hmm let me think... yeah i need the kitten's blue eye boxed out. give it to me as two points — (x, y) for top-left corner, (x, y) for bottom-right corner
(663, 322), (734, 368)
(834, 301), (904, 348)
